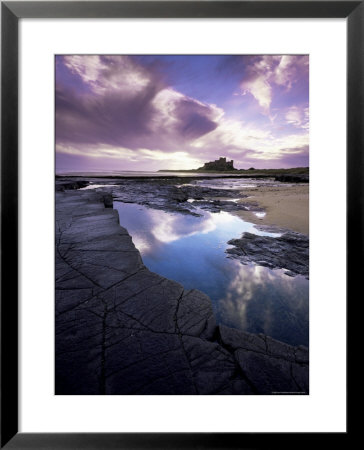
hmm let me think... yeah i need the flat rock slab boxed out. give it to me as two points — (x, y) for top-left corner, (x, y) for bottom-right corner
(227, 231), (309, 278)
(70, 178), (249, 216)
(56, 190), (308, 395)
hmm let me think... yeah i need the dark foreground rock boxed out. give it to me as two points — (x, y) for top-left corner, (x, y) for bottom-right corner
(274, 174), (309, 183)
(227, 231), (309, 278)
(56, 179), (89, 191)
(56, 189), (308, 395)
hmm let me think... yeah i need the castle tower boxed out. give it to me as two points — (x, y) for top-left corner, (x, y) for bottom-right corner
(198, 157), (236, 171)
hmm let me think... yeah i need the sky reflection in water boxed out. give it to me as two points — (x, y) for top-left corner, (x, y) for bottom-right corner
(114, 202), (308, 346)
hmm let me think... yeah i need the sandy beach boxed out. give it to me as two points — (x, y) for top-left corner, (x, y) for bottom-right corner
(233, 184), (309, 235)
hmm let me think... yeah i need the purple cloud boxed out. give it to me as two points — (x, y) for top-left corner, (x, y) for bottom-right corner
(55, 55), (309, 171)
(56, 55), (219, 153)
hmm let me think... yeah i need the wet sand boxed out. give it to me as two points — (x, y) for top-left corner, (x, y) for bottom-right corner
(233, 184), (309, 235)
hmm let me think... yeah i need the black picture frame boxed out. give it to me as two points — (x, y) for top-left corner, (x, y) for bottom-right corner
(1, 1), (357, 448)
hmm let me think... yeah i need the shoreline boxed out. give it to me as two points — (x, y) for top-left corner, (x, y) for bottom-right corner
(231, 184), (309, 236)
(57, 176), (309, 235)
(56, 171), (308, 182)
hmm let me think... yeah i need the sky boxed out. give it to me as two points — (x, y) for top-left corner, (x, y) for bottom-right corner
(56, 55), (309, 172)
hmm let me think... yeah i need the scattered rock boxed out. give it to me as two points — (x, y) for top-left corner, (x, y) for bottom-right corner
(274, 174), (309, 183)
(179, 185), (246, 200)
(55, 180), (89, 191)
(253, 224), (291, 234)
(190, 199), (250, 213)
(109, 181), (247, 216)
(55, 177), (249, 216)
(227, 231), (309, 278)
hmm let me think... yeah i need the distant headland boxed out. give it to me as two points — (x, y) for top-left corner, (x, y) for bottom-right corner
(158, 157), (309, 182)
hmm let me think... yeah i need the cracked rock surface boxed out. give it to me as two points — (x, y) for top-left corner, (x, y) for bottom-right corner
(56, 189), (308, 395)
(111, 180), (250, 216)
(227, 231), (309, 279)
(57, 177), (255, 216)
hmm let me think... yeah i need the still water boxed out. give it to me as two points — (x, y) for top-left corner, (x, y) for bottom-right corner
(113, 202), (309, 346)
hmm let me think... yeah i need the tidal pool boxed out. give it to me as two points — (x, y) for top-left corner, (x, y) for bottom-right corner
(113, 201), (309, 346)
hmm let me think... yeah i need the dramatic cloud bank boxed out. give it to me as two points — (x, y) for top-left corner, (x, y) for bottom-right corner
(56, 55), (309, 172)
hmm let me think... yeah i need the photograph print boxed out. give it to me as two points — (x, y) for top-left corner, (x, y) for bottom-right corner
(55, 55), (309, 395)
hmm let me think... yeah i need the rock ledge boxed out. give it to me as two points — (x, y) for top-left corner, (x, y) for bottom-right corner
(56, 189), (308, 395)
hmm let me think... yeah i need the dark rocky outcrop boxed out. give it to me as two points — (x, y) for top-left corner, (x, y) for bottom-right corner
(102, 193), (113, 208)
(111, 182), (199, 216)
(227, 231), (309, 278)
(189, 199), (260, 213)
(109, 181), (248, 216)
(56, 179), (89, 191)
(56, 189), (308, 395)
(274, 174), (309, 183)
(179, 185), (245, 200)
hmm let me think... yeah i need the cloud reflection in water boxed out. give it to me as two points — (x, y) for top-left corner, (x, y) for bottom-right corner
(113, 201), (308, 346)
(218, 262), (308, 346)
